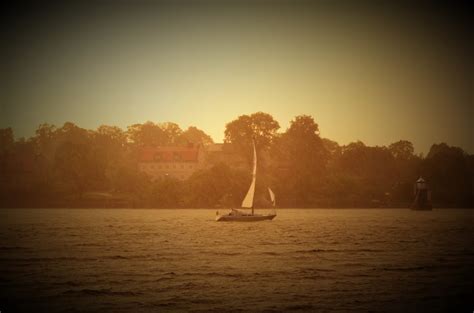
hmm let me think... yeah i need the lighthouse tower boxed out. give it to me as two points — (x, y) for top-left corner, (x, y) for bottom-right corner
(411, 177), (432, 210)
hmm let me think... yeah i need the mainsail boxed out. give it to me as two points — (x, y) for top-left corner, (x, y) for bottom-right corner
(241, 141), (257, 209)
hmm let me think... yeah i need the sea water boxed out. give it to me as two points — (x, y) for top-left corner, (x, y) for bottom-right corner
(0, 209), (472, 312)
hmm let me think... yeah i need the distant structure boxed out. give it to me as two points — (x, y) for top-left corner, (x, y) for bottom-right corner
(138, 143), (248, 181)
(411, 177), (432, 210)
(138, 144), (205, 181)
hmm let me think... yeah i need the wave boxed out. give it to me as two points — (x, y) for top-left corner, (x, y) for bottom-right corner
(0, 246), (28, 251)
(152, 271), (246, 280)
(0, 256), (98, 262)
(285, 304), (315, 310)
(104, 255), (128, 260)
(343, 273), (374, 278)
(0, 254), (175, 262)
(260, 251), (280, 256)
(302, 274), (332, 280)
(442, 251), (474, 257)
(296, 248), (384, 254)
(73, 243), (104, 247)
(62, 288), (142, 296)
(209, 251), (242, 256)
(53, 281), (83, 287)
(296, 248), (337, 253)
(382, 266), (426, 272)
(179, 271), (244, 278)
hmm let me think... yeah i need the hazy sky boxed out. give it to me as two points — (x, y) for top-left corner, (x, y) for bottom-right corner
(2, 2), (472, 153)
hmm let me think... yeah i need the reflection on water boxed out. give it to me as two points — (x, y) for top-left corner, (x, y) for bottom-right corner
(0, 209), (473, 312)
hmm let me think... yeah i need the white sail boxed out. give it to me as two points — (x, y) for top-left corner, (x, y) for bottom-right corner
(241, 141), (257, 208)
(268, 188), (276, 206)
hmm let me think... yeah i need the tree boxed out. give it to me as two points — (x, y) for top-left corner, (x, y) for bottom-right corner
(273, 115), (329, 206)
(90, 125), (127, 188)
(386, 140), (420, 204)
(332, 141), (397, 206)
(422, 143), (472, 207)
(389, 140), (415, 160)
(96, 125), (127, 146)
(2, 114), (472, 209)
(149, 176), (184, 208)
(339, 141), (395, 178)
(54, 141), (92, 200)
(178, 126), (214, 146)
(107, 157), (150, 207)
(224, 112), (280, 160)
(184, 163), (248, 207)
(33, 123), (57, 161)
(0, 128), (14, 177)
(277, 115), (328, 169)
(0, 127), (14, 152)
(161, 122), (183, 144)
(322, 138), (342, 159)
(127, 122), (169, 147)
(56, 122), (90, 145)
(93, 125), (127, 162)
(53, 123), (94, 199)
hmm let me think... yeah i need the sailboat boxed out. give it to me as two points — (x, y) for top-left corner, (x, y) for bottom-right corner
(216, 140), (277, 222)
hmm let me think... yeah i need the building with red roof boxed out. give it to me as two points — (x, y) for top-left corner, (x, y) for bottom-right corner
(138, 143), (205, 180)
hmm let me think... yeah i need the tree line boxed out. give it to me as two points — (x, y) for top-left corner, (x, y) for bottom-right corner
(1, 112), (472, 208)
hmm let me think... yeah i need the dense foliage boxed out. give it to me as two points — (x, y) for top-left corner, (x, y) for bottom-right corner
(1, 113), (472, 208)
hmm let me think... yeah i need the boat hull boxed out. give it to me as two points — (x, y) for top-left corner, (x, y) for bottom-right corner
(216, 214), (276, 222)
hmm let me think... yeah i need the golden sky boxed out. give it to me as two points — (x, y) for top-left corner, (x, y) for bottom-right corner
(2, 2), (472, 153)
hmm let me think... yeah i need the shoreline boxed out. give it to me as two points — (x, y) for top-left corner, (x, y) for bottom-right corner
(1, 207), (471, 210)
